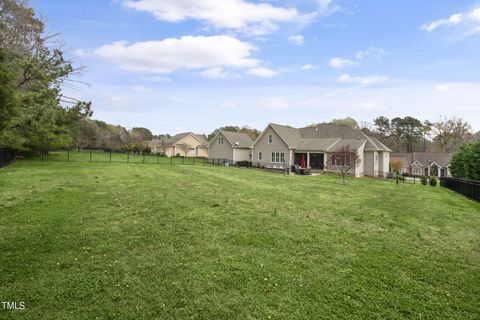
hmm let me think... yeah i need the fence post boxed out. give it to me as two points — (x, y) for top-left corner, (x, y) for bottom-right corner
(67, 149), (70, 162)
(110, 151), (112, 163)
(127, 152), (130, 163)
(143, 153), (145, 164)
(89, 150), (92, 162)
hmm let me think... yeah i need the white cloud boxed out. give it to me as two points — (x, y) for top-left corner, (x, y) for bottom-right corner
(317, 0), (333, 10)
(316, 0), (341, 16)
(434, 83), (464, 92)
(132, 85), (150, 92)
(329, 57), (358, 68)
(422, 7), (480, 37)
(337, 74), (388, 85)
(355, 47), (387, 60)
(301, 64), (316, 70)
(201, 67), (236, 79)
(94, 35), (260, 74)
(123, 0), (314, 35)
(73, 49), (86, 57)
(423, 14), (463, 32)
(142, 75), (172, 83)
(288, 35), (304, 46)
(262, 97), (289, 109)
(246, 67), (279, 78)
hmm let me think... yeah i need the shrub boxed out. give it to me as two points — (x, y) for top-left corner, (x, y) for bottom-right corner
(420, 176), (428, 186)
(236, 161), (252, 167)
(429, 177), (437, 187)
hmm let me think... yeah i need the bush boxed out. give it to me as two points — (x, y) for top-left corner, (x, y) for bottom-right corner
(420, 176), (428, 186)
(235, 161), (252, 167)
(429, 177), (437, 187)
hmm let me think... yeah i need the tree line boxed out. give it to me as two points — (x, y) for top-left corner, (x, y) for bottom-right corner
(313, 116), (478, 153)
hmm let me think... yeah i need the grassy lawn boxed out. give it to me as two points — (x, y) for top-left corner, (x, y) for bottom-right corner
(0, 160), (479, 319)
(30, 150), (206, 165)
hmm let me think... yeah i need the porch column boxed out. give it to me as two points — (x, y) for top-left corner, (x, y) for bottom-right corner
(307, 152), (310, 168)
(427, 166), (430, 177)
(289, 149), (293, 167)
(173, 146), (176, 157)
(438, 167), (441, 178)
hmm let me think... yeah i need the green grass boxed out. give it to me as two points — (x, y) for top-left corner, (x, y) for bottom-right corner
(30, 150), (206, 165)
(0, 159), (479, 319)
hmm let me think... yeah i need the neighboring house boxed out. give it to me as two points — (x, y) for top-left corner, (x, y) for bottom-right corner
(150, 132), (208, 157)
(251, 123), (391, 178)
(208, 131), (253, 162)
(390, 153), (453, 177)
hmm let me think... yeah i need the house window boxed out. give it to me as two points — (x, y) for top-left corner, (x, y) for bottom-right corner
(218, 136), (224, 144)
(268, 134), (273, 144)
(412, 166), (422, 175)
(271, 152), (285, 163)
(188, 147), (195, 151)
(258, 152), (263, 160)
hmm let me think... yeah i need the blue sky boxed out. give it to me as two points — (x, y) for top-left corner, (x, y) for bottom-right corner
(31, 0), (480, 134)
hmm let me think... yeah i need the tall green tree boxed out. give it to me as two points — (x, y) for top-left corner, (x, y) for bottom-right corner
(399, 116), (423, 153)
(0, 0), (92, 153)
(450, 141), (480, 180)
(373, 116), (391, 138)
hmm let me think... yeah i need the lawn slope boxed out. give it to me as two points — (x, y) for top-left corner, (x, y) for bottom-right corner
(0, 161), (479, 319)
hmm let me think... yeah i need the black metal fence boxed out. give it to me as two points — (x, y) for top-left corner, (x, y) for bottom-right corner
(0, 148), (14, 168)
(36, 149), (208, 166)
(440, 177), (480, 202)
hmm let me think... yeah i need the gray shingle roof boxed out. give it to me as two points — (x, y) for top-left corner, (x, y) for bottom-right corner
(327, 139), (368, 152)
(268, 123), (391, 152)
(151, 132), (206, 146)
(270, 123), (303, 148)
(220, 131), (253, 148)
(296, 138), (341, 151)
(391, 153), (453, 167)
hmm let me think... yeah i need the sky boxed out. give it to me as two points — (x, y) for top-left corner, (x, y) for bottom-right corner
(31, 0), (480, 134)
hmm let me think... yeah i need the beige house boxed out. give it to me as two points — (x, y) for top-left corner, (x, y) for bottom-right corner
(208, 131), (253, 162)
(150, 132), (208, 157)
(390, 153), (453, 177)
(251, 123), (391, 178)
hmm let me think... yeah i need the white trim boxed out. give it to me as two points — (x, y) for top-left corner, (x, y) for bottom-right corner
(410, 160), (423, 166)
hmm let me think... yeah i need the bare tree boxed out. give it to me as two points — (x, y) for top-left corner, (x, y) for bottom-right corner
(327, 146), (361, 184)
(433, 116), (473, 152)
(389, 159), (403, 174)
